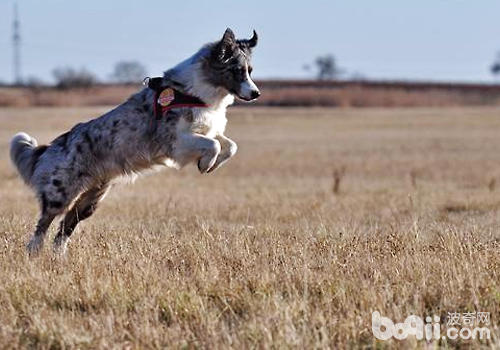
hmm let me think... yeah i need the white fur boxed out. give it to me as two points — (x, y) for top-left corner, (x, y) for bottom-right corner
(238, 68), (260, 101)
(10, 132), (39, 185)
(164, 49), (237, 171)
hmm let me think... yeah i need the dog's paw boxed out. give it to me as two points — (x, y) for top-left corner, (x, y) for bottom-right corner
(53, 235), (68, 256)
(197, 155), (218, 174)
(197, 140), (221, 173)
(206, 162), (221, 173)
(197, 159), (212, 173)
(26, 235), (44, 256)
(207, 154), (231, 173)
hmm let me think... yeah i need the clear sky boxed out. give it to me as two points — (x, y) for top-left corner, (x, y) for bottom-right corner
(1, 0), (500, 84)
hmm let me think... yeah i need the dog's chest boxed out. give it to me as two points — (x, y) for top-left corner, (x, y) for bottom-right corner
(177, 107), (227, 137)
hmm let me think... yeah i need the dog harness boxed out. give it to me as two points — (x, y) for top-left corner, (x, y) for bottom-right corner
(144, 77), (209, 120)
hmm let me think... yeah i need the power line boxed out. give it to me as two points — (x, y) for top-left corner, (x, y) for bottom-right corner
(12, 2), (21, 84)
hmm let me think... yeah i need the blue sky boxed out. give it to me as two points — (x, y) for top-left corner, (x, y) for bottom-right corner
(1, 0), (500, 83)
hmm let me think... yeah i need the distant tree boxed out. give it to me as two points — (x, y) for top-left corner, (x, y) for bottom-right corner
(492, 53), (500, 77)
(310, 54), (342, 80)
(53, 67), (98, 89)
(110, 61), (147, 84)
(350, 72), (366, 82)
(493, 64), (500, 76)
(24, 76), (46, 93)
(24, 76), (45, 88)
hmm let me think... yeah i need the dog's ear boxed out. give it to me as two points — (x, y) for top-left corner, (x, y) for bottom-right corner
(221, 28), (236, 47)
(237, 30), (258, 51)
(247, 30), (258, 48)
(215, 28), (236, 62)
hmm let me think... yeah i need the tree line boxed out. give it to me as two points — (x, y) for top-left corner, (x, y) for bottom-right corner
(16, 61), (147, 89)
(11, 53), (500, 89)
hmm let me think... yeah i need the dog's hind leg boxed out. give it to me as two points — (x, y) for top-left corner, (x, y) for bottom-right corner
(53, 183), (110, 253)
(26, 212), (56, 255)
(26, 193), (64, 255)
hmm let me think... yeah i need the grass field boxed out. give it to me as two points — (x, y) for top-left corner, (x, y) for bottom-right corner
(0, 106), (499, 348)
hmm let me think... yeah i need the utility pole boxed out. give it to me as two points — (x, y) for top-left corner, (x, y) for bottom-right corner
(12, 2), (21, 85)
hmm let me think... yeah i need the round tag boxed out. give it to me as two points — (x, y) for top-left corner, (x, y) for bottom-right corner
(158, 88), (175, 107)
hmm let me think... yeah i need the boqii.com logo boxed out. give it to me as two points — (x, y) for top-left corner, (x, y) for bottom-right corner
(372, 311), (491, 341)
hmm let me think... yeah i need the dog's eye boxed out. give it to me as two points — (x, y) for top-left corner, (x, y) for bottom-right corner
(232, 67), (245, 77)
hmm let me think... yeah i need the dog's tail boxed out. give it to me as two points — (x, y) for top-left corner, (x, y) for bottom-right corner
(10, 132), (46, 185)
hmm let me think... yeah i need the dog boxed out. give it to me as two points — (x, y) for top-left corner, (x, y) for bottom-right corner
(9, 28), (259, 254)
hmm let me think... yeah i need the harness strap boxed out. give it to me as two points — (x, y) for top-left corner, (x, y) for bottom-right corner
(144, 77), (209, 121)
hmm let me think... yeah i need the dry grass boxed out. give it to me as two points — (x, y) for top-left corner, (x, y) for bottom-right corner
(0, 106), (499, 348)
(0, 86), (138, 107)
(254, 86), (500, 107)
(3, 81), (500, 108)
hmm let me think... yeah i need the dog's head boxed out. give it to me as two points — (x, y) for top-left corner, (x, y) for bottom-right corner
(204, 28), (260, 101)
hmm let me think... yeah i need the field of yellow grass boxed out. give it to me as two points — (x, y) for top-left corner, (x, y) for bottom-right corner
(0, 106), (499, 348)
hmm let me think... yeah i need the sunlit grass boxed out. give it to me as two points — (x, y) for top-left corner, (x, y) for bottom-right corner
(0, 106), (499, 348)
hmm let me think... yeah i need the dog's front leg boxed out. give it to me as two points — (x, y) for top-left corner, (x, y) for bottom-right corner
(207, 134), (237, 173)
(173, 133), (221, 173)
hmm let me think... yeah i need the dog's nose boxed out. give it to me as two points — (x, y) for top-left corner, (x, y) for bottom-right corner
(251, 90), (261, 100)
